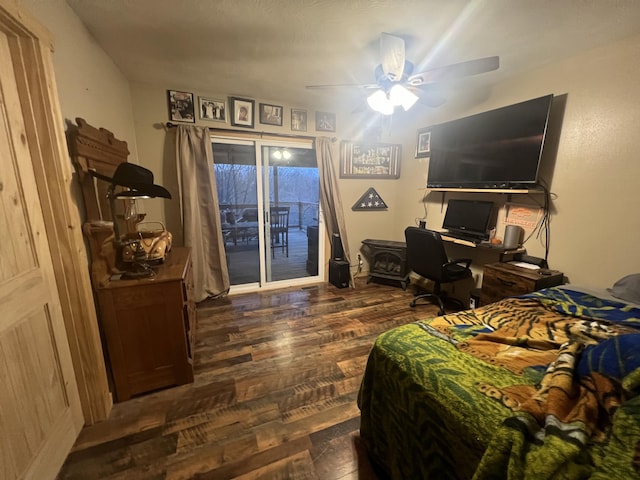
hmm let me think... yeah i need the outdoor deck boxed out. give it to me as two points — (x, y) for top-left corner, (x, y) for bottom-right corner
(225, 228), (317, 284)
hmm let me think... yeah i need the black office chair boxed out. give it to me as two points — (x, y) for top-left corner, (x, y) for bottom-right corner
(404, 226), (472, 315)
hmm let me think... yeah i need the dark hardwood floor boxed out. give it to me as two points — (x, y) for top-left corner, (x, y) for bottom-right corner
(58, 278), (440, 479)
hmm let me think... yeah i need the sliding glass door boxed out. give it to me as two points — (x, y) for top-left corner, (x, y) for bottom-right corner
(213, 139), (260, 285)
(212, 137), (323, 291)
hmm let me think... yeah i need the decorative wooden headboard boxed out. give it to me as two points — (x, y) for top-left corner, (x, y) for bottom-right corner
(67, 118), (129, 286)
(67, 117), (130, 222)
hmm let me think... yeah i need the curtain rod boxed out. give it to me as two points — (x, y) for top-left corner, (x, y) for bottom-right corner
(164, 122), (336, 143)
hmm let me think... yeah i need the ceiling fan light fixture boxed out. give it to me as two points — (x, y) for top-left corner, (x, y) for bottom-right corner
(367, 89), (394, 115)
(272, 149), (292, 161)
(389, 84), (419, 111)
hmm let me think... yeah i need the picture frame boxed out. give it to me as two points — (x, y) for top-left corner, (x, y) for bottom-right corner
(198, 96), (226, 122)
(316, 111), (336, 132)
(291, 108), (307, 132)
(230, 97), (255, 128)
(415, 127), (431, 158)
(505, 202), (543, 230)
(339, 141), (401, 179)
(167, 90), (195, 123)
(259, 103), (283, 126)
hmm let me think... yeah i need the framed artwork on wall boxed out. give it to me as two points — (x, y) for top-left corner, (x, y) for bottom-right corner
(415, 127), (431, 158)
(167, 90), (195, 123)
(291, 108), (307, 131)
(199, 96), (226, 122)
(230, 97), (255, 128)
(316, 111), (336, 132)
(339, 141), (401, 179)
(259, 103), (283, 126)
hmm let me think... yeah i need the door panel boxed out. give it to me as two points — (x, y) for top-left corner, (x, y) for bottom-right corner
(261, 144), (321, 283)
(213, 141), (261, 285)
(0, 30), (82, 479)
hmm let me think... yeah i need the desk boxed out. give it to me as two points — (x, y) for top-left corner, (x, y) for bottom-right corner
(440, 234), (525, 261)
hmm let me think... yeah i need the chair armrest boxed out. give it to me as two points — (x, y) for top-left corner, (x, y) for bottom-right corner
(445, 258), (472, 270)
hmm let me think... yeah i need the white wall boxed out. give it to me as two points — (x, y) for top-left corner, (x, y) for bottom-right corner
(24, 0), (640, 290)
(128, 81), (344, 247)
(20, 0), (138, 161)
(397, 33), (640, 289)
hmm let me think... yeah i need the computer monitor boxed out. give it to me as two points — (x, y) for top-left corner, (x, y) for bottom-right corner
(442, 200), (495, 239)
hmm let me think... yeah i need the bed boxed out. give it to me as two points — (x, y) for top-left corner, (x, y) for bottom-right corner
(358, 278), (640, 479)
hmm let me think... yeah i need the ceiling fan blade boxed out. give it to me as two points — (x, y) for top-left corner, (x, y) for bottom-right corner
(306, 83), (379, 90)
(416, 89), (447, 108)
(408, 56), (499, 86)
(380, 32), (405, 81)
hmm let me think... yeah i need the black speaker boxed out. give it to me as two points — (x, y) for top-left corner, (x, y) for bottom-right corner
(331, 233), (344, 260)
(329, 259), (349, 288)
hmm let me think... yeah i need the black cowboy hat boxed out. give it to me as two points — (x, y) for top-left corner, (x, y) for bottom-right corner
(89, 162), (171, 199)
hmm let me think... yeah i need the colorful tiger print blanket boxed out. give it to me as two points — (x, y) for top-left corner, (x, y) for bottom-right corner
(358, 287), (640, 479)
(428, 288), (640, 479)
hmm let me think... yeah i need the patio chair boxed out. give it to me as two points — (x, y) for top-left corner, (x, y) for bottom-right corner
(270, 206), (289, 257)
(237, 207), (259, 243)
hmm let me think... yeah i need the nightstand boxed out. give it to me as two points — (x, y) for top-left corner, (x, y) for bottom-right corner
(480, 262), (564, 305)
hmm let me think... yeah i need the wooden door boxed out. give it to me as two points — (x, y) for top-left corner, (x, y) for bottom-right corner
(0, 30), (83, 479)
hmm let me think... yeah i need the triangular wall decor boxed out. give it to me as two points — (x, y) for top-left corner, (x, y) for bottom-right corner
(352, 187), (388, 211)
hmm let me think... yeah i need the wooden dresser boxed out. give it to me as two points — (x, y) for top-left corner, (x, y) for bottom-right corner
(481, 262), (564, 305)
(95, 247), (196, 402)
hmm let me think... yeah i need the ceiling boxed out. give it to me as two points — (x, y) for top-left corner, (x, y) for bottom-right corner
(66, 0), (640, 112)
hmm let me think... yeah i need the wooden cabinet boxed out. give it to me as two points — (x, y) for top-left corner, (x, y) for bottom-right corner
(481, 262), (563, 305)
(96, 247), (196, 402)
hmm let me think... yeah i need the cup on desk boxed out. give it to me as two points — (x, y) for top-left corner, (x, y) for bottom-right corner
(503, 225), (522, 249)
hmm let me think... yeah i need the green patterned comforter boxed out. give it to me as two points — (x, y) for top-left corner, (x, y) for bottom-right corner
(357, 287), (640, 479)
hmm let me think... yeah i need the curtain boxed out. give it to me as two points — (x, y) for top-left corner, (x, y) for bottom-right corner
(315, 136), (354, 287)
(176, 125), (230, 301)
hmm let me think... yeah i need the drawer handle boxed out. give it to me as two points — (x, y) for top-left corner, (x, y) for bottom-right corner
(498, 277), (516, 287)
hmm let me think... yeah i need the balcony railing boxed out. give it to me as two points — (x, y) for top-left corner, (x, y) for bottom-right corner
(219, 201), (319, 230)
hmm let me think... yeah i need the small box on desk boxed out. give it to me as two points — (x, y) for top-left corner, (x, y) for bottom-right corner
(329, 259), (350, 288)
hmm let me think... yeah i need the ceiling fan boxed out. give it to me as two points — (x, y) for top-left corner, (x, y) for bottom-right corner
(306, 33), (499, 114)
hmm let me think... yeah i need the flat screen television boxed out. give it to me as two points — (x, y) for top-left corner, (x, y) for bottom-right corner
(442, 199), (495, 240)
(427, 94), (553, 189)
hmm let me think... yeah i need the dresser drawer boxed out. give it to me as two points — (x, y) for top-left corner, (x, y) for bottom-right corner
(481, 262), (563, 305)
